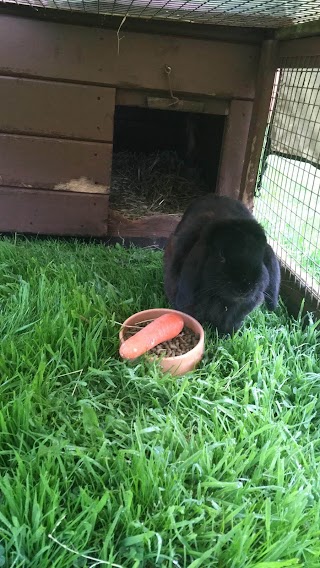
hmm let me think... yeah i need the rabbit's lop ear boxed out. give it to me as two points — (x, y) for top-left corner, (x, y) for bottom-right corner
(263, 244), (281, 310)
(175, 239), (205, 312)
(165, 223), (203, 302)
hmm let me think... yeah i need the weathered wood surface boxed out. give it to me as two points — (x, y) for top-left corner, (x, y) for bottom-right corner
(0, 4), (267, 44)
(279, 37), (320, 59)
(108, 209), (181, 239)
(0, 15), (260, 99)
(116, 89), (229, 115)
(240, 40), (278, 209)
(276, 20), (320, 41)
(0, 76), (115, 141)
(280, 266), (320, 320)
(0, 187), (109, 236)
(0, 134), (112, 190)
(216, 99), (253, 199)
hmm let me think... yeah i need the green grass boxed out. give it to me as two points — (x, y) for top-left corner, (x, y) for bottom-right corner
(0, 238), (320, 568)
(255, 155), (320, 285)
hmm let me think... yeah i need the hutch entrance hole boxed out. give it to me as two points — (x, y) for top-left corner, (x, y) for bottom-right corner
(110, 105), (225, 219)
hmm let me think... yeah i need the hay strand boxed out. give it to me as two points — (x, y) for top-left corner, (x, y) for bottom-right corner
(109, 150), (208, 219)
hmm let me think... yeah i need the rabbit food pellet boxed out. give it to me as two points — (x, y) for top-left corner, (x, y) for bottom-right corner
(123, 320), (199, 357)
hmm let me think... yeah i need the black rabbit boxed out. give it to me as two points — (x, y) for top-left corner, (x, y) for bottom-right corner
(164, 194), (280, 335)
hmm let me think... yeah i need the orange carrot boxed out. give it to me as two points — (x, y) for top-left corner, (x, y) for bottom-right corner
(120, 313), (184, 360)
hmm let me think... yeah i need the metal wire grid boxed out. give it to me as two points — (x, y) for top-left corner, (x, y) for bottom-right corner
(1, 0), (320, 27)
(254, 58), (320, 307)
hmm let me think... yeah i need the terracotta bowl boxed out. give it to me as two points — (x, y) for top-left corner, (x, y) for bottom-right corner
(119, 308), (205, 376)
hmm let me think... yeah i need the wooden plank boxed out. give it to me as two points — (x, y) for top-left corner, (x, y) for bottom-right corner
(0, 187), (109, 236)
(108, 209), (181, 239)
(116, 89), (229, 116)
(0, 134), (112, 190)
(0, 15), (260, 99)
(216, 99), (253, 199)
(147, 97), (205, 113)
(280, 266), (320, 321)
(240, 40), (278, 209)
(0, 4), (267, 44)
(276, 20), (320, 41)
(279, 37), (320, 59)
(268, 236), (320, 301)
(0, 76), (115, 141)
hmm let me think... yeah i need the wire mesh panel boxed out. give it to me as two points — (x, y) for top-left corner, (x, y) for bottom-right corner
(254, 57), (320, 308)
(1, 0), (320, 27)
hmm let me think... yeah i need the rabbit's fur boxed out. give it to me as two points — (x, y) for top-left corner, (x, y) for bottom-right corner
(164, 194), (280, 335)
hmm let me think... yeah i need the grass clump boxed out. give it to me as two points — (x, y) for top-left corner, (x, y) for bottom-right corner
(0, 237), (319, 568)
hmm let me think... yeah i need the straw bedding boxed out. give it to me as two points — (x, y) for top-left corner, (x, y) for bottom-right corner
(109, 150), (208, 219)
